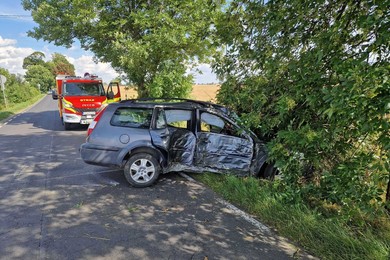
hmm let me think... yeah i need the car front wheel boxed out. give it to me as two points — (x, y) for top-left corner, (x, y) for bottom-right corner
(259, 163), (278, 180)
(124, 153), (161, 188)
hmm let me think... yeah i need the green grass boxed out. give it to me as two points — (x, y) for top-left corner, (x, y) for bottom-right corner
(190, 173), (390, 260)
(0, 94), (45, 122)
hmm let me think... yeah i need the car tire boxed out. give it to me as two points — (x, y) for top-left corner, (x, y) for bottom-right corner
(62, 117), (72, 130)
(260, 163), (277, 180)
(124, 153), (161, 188)
(64, 122), (72, 130)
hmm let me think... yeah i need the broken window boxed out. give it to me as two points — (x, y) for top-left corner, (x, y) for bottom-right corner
(155, 108), (167, 129)
(165, 109), (192, 129)
(200, 112), (244, 138)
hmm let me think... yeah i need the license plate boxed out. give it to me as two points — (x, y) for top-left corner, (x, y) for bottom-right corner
(80, 119), (92, 124)
(83, 111), (96, 115)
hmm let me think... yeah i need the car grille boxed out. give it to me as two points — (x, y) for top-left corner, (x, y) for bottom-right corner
(75, 108), (98, 114)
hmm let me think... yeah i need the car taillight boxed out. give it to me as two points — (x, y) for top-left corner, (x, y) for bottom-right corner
(87, 107), (106, 136)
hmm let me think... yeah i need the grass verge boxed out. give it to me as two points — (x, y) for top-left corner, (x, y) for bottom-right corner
(0, 94), (45, 122)
(190, 173), (390, 260)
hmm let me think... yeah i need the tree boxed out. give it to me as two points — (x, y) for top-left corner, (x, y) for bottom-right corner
(22, 51), (46, 69)
(47, 53), (75, 76)
(0, 67), (40, 107)
(214, 0), (389, 215)
(22, 53), (74, 93)
(22, 0), (223, 98)
(25, 65), (55, 92)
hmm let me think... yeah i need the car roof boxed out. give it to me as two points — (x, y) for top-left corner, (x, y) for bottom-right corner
(117, 98), (234, 117)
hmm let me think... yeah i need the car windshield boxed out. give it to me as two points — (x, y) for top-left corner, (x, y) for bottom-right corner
(64, 83), (105, 96)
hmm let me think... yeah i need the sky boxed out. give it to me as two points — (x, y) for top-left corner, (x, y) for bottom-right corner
(0, 0), (218, 84)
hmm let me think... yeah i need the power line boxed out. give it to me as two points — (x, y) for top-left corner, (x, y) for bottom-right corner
(0, 14), (32, 19)
(0, 14), (31, 16)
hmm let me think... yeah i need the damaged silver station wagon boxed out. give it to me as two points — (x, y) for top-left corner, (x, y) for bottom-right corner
(80, 98), (277, 187)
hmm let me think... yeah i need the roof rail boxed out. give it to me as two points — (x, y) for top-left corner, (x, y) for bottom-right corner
(120, 98), (231, 114)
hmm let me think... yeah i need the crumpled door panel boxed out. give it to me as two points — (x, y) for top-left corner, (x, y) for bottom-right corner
(195, 132), (253, 172)
(168, 128), (196, 165)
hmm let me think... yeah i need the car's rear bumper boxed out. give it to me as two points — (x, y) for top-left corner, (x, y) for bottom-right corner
(80, 143), (121, 167)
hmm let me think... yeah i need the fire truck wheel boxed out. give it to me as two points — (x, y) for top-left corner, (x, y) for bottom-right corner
(124, 153), (161, 188)
(64, 122), (72, 130)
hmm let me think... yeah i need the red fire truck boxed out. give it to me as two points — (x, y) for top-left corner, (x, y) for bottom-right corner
(52, 73), (121, 130)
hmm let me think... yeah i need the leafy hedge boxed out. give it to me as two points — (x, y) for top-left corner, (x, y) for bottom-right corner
(214, 0), (389, 219)
(0, 68), (40, 110)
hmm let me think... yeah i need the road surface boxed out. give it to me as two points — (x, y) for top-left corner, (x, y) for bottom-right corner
(0, 95), (314, 259)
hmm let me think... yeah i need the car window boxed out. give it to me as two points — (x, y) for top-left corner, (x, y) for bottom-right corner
(165, 109), (192, 129)
(155, 108), (167, 129)
(106, 83), (119, 97)
(64, 83), (105, 96)
(200, 112), (244, 138)
(111, 107), (153, 129)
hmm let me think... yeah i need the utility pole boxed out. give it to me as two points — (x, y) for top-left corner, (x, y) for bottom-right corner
(0, 74), (8, 108)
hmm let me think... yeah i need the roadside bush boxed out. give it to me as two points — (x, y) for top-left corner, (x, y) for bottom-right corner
(214, 0), (389, 219)
(0, 68), (40, 109)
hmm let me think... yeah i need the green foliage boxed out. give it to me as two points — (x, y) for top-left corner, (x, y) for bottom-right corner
(146, 61), (193, 98)
(0, 94), (44, 121)
(46, 53), (75, 76)
(24, 65), (55, 92)
(0, 68), (40, 109)
(23, 52), (74, 92)
(22, 51), (46, 69)
(214, 0), (389, 217)
(194, 173), (390, 260)
(23, 0), (223, 98)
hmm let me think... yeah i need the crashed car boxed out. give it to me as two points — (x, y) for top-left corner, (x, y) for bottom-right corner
(80, 98), (277, 187)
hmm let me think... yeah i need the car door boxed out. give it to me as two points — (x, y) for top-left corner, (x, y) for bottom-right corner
(150, 107), (196, 166)
(194, 111), (253, 173)
(149, 107), (170, 152)
(106, 82), (121, 103)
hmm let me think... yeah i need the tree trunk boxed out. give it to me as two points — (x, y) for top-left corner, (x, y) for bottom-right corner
(137, 81), (149, 98)
(386, 172), (390, 213)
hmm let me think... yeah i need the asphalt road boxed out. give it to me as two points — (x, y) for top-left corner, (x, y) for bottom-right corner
(0, 96), (315, 260)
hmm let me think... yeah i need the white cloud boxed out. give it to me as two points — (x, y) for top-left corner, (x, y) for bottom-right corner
(0, 36), (17, 47)
(0, 35), (217, 84)
(69, 44), (79, 51)
(68, 55), (119, 83)
(0, 36), (34, 75)
(0, 36), (118, 83)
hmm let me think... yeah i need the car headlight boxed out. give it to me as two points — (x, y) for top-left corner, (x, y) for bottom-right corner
(63, 102), (74, 108)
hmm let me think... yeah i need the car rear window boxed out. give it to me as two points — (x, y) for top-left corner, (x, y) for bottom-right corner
(110, 107), (153, 129)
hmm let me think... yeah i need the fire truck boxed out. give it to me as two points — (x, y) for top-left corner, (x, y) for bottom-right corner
(52, 73), (121, 130)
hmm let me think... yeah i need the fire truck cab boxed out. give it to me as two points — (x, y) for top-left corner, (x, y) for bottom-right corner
(52, 73), (121, 130)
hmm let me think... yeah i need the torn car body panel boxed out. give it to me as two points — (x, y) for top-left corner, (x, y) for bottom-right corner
(195, 133), (253, 172)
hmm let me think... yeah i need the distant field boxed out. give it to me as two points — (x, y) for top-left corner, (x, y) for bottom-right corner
(119, 84), (220, 102)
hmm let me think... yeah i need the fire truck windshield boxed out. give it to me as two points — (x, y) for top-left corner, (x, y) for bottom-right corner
(64, 83), (105, 96)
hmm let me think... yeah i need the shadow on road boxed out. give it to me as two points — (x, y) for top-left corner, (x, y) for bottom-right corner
(0, 109), (312, 259)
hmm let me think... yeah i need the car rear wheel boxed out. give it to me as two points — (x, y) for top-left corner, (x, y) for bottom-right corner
(124, 153), (161, 188)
